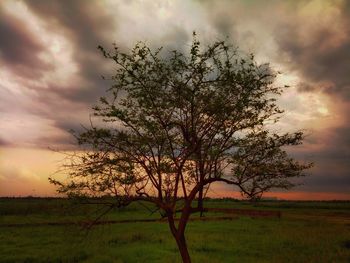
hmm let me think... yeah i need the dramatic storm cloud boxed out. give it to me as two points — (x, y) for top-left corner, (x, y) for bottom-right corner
(0, 0), (349, 198)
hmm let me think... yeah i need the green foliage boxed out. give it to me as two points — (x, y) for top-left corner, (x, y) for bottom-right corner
(52, 34), (311, 206)
(230, 130), (312, 200)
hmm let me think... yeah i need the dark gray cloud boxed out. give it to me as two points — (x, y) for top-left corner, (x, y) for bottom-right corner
(289, 121), (350, 195)
(277, 26), (350, 99)
(24, 0), (116, 104)
(0, 0), (118, 149)
(299, 161), (350, 193)
(202, 1), (350, 102)
(0, 137), (11, 147)
(34, 133), (77, 150)
(269, 0), (350, 100)
(297, 82), (316, 93)
(266, 1), (350, 196)
(0, 8), (51, 78)
(21, 0), (192, 149)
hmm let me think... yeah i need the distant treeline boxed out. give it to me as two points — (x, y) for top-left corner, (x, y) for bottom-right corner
(0, 196), (349, 202)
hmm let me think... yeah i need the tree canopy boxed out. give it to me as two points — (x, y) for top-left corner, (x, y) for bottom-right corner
(50, 34), (312, 262)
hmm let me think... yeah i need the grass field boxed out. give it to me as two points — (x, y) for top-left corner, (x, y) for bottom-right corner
(0, 198), (349, 263)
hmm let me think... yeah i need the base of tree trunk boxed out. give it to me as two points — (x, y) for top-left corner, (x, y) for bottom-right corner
(175, 234), (191, 263)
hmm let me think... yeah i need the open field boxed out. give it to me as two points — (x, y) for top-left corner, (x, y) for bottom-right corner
(0, 198), (349, 263)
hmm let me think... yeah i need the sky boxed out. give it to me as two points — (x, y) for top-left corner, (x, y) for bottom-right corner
(0, 0), (349, 199)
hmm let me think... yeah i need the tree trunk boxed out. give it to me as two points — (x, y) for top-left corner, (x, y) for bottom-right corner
(197, 186), (204, 217)
(167, 214), (192, 263)
(174, 233), (191, 263)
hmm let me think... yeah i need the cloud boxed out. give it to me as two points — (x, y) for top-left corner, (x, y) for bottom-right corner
(248, 0), (350, 196)
(24, 0), (117, 104)
(0, 0), (348, 197)
(272, 1), (350, 100)
(0, 7), (51, 78)
(0, 0), (119, 148)
(300, 163), (350, 193)
(0, 137), (11, 147)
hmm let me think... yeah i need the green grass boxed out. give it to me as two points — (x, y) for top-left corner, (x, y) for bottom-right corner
(0, 198), (349, 262)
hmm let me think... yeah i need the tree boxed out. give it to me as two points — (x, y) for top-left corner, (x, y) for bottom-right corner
(50, 33), (312, 263)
